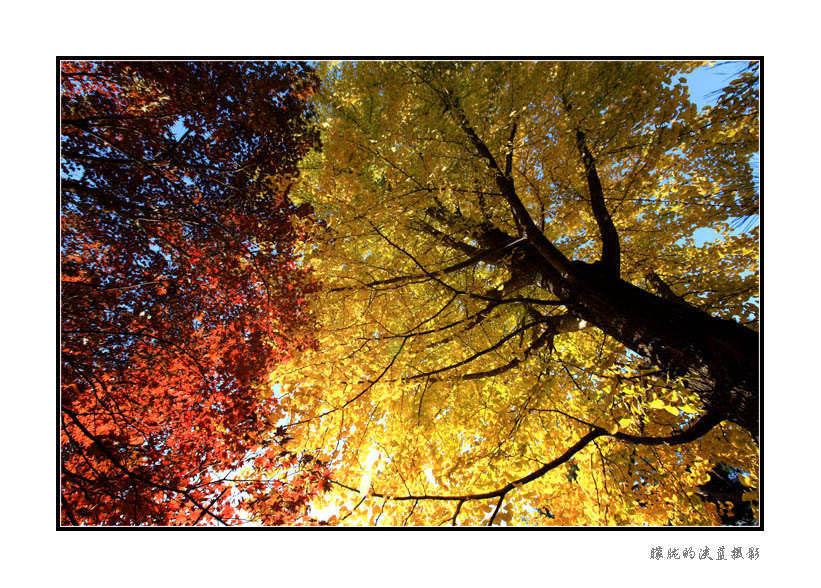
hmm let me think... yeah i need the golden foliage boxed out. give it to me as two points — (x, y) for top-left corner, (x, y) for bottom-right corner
(272, 61), (759, 526)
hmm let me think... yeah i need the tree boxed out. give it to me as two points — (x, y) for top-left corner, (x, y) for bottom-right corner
(60, 61), (330, 526)
(271, 61), (759, 526)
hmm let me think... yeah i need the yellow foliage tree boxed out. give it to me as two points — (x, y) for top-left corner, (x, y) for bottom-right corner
(272, 61), (759, 526)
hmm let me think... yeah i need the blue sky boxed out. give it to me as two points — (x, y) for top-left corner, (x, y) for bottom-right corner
(683, 60), (751, 110)
(681, 61), (760, 246)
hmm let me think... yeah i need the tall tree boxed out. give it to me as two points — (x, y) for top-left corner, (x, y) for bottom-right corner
(60, 61), (330, 526)
(272, 61), (759, 525)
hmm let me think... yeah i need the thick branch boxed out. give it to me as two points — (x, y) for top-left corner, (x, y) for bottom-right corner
(574, 129), (621, 274)
(611, 411), (724, 446)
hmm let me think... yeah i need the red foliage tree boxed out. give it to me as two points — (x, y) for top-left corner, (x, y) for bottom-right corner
(60, 61), (330, 526)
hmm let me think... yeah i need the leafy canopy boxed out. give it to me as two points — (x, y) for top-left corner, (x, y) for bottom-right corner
(271, 61), (759, 526)
(60, 61), (330, 526)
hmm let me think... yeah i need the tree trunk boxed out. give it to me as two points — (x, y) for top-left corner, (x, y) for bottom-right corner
(568, 263), (759, 440)
(530, 255), (759, 440)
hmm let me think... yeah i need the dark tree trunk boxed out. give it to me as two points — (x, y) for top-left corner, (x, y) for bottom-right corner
(530, 253), (759, 440)
(440, 84), (759, 440)
(568, 263), (759, 439)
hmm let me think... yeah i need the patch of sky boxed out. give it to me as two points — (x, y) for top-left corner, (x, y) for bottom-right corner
(678, 62), (760, 246)
(169, 116), (188, 140)
(687, 217), (758, 248)
(680, 61), (752, 111)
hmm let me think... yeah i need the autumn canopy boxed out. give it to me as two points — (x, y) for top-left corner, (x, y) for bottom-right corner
(60, 59), (759, 526)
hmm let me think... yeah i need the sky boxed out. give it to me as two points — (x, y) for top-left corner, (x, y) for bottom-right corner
(683, 60), (750, 110)
(680, 61), (760, 246)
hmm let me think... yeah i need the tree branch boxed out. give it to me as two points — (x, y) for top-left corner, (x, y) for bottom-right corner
(411, 218), (479, 256)
(429, 93), (571, 275)
(369, 223), (564, 306)
(329, 235), (526, 293)
(488, 495), (506, 526)
(405, 318), (548, 381)
(452, 499), (465, 526)
(328, 410), (723, 521)
(644, 270), (686, 304)
(505, 121), (518, 178)
(62, 407), (229, 525)
(574, 128), (621, 274)
(285, 337), (407, 428)
(450, 315), (589, 381)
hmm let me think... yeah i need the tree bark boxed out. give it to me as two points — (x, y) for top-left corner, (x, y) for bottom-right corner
(526, 251), (759, 440)
(574, 263), (758, 438)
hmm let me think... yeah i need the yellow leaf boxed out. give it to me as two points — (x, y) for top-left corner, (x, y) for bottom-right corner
(275, 60), (760, 527)
(742, 490), (758, 502)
